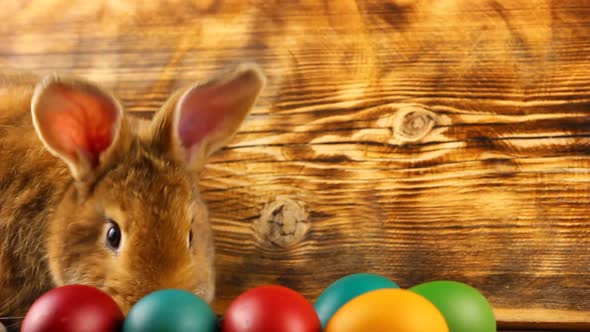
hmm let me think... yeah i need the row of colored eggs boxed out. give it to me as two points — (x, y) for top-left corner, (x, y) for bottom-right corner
(314, 273), (496, 332)
(20, 273), (496, 332)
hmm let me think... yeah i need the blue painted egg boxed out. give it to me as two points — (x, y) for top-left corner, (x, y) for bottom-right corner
(313, 273), (399, 329)
(123, 289), (216, 332)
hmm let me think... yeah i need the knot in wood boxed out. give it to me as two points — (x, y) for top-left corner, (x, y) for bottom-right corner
(254, 196), (310, 249)
(393, 106), (437, 142)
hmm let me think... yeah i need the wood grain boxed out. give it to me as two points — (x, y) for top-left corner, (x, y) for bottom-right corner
(1, 0), (590, 329)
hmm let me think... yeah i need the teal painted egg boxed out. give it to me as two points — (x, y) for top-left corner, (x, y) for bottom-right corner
(123, 289), (216, 332)
(410, 280), (496, 332)
(313, 273), (399, 329)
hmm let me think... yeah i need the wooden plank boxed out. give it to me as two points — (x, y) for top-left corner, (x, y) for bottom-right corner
(502, 330), (588, 332)
(1, 0), (589, 328)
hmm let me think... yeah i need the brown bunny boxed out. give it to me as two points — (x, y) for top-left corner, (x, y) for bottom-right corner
(0, 63), (266, 329)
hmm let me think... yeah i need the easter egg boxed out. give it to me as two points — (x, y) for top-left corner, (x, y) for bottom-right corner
(325, 288), (448, 332)
(410, 280), (496, 332)
(21, 284), (124, 332)
(123, 289), (216, 332)
(222, 285), (321, 332)
(313, 273), (399, 329)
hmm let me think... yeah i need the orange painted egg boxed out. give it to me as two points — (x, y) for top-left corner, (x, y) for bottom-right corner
(325, 288), (449, 332)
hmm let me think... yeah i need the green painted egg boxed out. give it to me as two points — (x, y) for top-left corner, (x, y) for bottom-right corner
(410, 280), (496, 332)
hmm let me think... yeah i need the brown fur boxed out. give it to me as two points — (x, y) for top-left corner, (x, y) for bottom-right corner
(0, 64), (265, 329)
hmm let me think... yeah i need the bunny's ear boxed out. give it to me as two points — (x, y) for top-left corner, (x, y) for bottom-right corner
(150, 63), (266, 171)
(31, 75), (125, 181)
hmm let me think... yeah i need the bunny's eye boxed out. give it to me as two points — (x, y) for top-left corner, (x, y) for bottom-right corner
(106, 220), (121, 251)
(188, 230), (193, 248)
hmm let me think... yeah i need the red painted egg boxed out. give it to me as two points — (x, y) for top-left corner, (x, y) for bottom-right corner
(222, 285), (321, 332)
(21, 284), (124, 332)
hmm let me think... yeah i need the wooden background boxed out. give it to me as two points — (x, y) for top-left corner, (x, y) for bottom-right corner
(1, 0), (589, 330)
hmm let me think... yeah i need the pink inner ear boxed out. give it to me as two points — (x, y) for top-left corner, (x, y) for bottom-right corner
(39, 86), (118, 167)
(177, 88), (225, 150)
(172, 66), (263, 164)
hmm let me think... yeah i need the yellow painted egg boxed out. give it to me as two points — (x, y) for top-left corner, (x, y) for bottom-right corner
(325, 288), (449, 332)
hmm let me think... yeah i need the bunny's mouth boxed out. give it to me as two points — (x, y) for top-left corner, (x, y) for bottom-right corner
(108, 294), (134, 315)
(97, 286), (139, 315)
